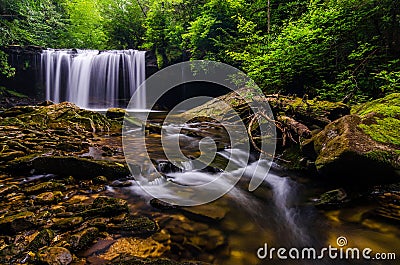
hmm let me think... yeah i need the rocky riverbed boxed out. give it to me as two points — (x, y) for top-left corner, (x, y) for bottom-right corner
(0, 92), (399, 264)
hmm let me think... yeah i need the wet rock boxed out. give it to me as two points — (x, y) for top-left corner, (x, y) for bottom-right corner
(35, 191), (63, 205)
(0, 211), (34, 234)
(69, 227), (99, 251)
(38, 247), (73, 265)
(24, 182), (66, 195)
(93, 176), (108, 184)
(150, 199), (178, 211)
(0, 184), (20, 196)
(314, 189), (349, 209)
(107, 216), (158, 236)
(106, 108), (126, 121)
(28, 229), (54, 251)
(52, 217), (84, 230)
(83, 196), (129, 217)
(181, 204), (229, 222)
(100, 237), (168, 261)
(12, 156), (132, 180)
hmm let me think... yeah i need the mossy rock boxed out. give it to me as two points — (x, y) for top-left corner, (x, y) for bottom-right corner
(80, 196), (129, 217)
(0, 211), (35, 234)
(28, 229), (54, 251)
(352, 93), (400, 146)
(107, 216), (158, 236)
(0, 102), (121, 132)
(69, 227), (99, 251)
(24, 182), (66, 195)
(51, 217), (84, 230)
(8, 155), (133, 179)
(310, 93), (400, 184)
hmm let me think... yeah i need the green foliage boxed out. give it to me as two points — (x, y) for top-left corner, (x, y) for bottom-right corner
(99, 0), (146, 49)
(62, 0), (107, 49)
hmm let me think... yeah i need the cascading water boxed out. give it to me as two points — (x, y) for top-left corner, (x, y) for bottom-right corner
(41, 49), (146, 109)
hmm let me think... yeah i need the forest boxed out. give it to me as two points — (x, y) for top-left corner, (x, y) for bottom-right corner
(0, 1), (399, 265)
(0, 0), (399, 102)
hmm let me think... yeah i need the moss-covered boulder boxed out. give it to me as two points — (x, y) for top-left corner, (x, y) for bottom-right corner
(308, 93), (400, 183)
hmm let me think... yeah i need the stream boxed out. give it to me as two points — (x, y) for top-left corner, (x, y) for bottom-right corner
(103, 117), (399, 265)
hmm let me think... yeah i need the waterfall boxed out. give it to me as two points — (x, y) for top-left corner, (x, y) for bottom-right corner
(41, 49), (146, 109)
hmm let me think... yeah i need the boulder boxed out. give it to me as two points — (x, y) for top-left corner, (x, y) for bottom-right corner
(306, 93), (400, 184)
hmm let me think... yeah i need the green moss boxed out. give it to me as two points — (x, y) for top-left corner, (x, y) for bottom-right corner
(0, 86), (28, 98)
(352, 93), (400, 117)
(359, 117), (400, 146)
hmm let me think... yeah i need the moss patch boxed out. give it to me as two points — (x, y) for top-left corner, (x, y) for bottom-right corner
(352, 93), (400, 147)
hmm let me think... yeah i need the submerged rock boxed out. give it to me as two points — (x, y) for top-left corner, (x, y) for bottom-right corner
(305, 93), (400, 184)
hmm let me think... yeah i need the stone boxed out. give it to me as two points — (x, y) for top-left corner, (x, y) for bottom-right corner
(84, 196), (129, 217)
(69, 227), (99, 251)
(24, 182), (66, 195)
(35, 191), (63, 205)
(307, 93), (400, 183)
(106, 108), (126, 121)
(0, 211), (34, 234)
(181, 204), (229, 222)
(314, 189), (350, 209)
(107, 216), (158, 236)
(38, 247), (73, 265)
(16, 156), (132, 179)
(52, 217), (83, 230)
(28, 229), (54, 251)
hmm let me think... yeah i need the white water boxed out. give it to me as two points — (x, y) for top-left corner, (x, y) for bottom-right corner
(125, 147), (310, 245)
(41, 49), (146, 109)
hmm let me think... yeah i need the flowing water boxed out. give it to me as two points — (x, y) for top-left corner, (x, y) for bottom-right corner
(40, 49), (146, 109)
(114, 121), (400, 265)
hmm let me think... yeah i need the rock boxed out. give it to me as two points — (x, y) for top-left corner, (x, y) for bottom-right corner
(10, 156), (133, 179)
(38, 247), (73, 265)
(28, 229), (54, 251)
(0, 185), (20, 196)
(314, 189), (350, 209)
(181, 204), (229, 222)
(307, 93), (400, 183)
(93, 176), (108, 184)
(35, 191), (63, 205)
(100, 237), (168, 261)
(52, 217), (84, 230)
(106, 108), (126, 121)
(24, 182), (66, 195)
(0, 211), (35, 234)
(69, 227), (99, 251)
(86, 196), (129, 217)
(150, 199), (178, 211)
(107, 216), (158, 236)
